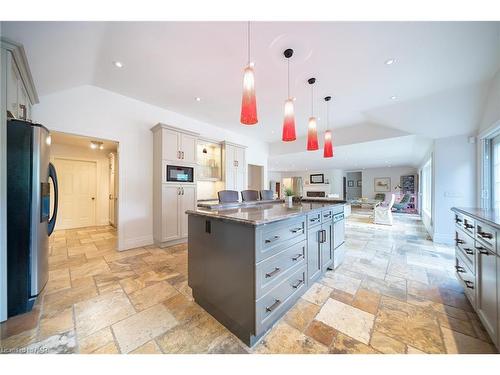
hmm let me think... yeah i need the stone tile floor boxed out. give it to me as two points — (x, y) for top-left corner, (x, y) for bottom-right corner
(0, 209), (498, 354)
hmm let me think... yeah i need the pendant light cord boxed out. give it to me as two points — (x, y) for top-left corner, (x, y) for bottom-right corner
(287, 59), (290, 98)
(247, 21), (251, 65)
(326, 101), (329, 132)
(311, 84), (314, 116)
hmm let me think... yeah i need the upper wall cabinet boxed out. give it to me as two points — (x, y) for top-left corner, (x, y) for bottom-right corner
(1, 38), (39, 120)
(153, 123), (198, 165)
(223, 141), (247, 192)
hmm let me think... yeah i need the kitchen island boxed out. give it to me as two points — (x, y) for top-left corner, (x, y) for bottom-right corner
(186, 200), (345, 346)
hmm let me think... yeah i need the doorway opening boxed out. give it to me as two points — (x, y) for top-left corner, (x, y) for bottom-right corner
(247, 164), (264, 191)
(50, 132), (119, 247)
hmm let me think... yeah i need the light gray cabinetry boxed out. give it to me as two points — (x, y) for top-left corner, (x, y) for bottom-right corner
(307, 209), (334, 283)
(452, 209), (499, 350)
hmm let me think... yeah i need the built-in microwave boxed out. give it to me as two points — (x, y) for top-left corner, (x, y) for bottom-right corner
(166, 165), (194, 183)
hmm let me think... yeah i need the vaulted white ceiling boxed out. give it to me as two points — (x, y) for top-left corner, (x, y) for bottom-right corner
(2, 21), (499, 170)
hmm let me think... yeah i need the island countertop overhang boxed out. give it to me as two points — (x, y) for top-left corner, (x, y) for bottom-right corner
(186, 201), (345, 226)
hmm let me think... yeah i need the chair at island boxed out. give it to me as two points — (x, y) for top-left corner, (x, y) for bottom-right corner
(241, 190), (259, 202)
(373, 194), (395, 225)
(218, 190), (239, 203)
(260, 189), (274, 200)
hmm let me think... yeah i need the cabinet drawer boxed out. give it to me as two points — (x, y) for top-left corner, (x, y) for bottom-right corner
(256, 217), (306, 262)
(255, 266), (307, 335)
(307, 211), (321, 228)
(455, 255), (476, 307)
(455, 212), (475, 237)
(455, 230), (475, 273)
(321, 209), (333, 223)
(475, 222), (496, 252)
(255, 241), (306, 299)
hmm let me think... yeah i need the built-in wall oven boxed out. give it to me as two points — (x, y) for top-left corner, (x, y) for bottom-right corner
(166, 165), (194, 183)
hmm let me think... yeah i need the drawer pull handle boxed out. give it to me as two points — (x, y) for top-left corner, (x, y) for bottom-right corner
(265, 267), (281, 278)
(455, 218), (463, 223)
(456, 239), (465, 245)
(323, 214), (332, 218)
(265, 235), (280, 244)
(478, 231), (493, 239)
(310, 217), (320, 222)
(464, 248), (474, 255)
(292, 279), (304, 289)
(455, 265), (466, 273)
(464, 223), (474, 229)
(464, 280), (474, 289)
(266, 299), (281, 313)
(477, 247), (490, 255)
(292, 253), (303, 261)
(290, 227), (303, 233)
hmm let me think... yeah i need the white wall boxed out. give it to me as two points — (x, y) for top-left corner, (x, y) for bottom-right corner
(421, 135), (476, 244)
(360, 166), (418, 199)
(33, 85), (269, 250)
(479, 69), (500, 132)
(51, 142), (114, 227)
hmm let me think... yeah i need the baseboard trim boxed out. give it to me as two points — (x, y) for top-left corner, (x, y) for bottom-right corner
(121, 235), (153, 251)
(432, 232), (454, 245)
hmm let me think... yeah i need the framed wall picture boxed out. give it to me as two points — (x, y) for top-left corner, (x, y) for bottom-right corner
(401, 175), (416, 194)
(347, 180), (354, 187)
(374, 177), (391, 192)
(310, 174), (324, 184)
(357, 180), (362, 187)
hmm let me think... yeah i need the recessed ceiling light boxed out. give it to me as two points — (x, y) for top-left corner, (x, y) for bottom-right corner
(385, 58), (396, 65)
(390, 95), (397, 100)
(113, 61), (123, 68)
(195, 97), (201, 102)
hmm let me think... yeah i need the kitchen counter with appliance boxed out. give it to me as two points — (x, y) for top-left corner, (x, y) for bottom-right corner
(451, 207), (500, 351)
(187, 200), (345, 346)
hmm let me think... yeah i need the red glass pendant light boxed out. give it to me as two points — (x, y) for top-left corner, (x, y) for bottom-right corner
(323, 96), (334, 158)
(282, 49), (296, 142)
(306, 78), (319, 151)
(240, 22), (258, 125)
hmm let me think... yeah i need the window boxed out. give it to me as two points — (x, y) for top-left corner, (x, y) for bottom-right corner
(492, 134), (500, 209)
(421, 157), (432, 217)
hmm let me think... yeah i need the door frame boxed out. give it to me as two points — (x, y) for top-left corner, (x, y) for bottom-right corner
(51, 156), (98, 230)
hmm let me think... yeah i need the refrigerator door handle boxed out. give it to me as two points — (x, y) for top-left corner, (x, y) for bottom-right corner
(48, 162), (58, 236)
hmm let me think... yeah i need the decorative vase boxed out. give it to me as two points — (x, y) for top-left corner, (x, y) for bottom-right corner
(285, 196), (293, 205)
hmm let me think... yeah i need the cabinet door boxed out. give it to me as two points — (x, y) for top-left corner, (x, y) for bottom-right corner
(307, 228), (322, 284)
(180, 133), (197, 164)
(477, 248), (498, 341)
(236, 168), (246, 192)
(224, 145), (235, 190)
(333, 220), (345, 249)
(162, 129), (181, 161)
(162, 185), (181, 241)
(235, 146), (245, 169)
(6, 52), (19, 118)
(180, 185), (196, 238)
(321, 222), (334, 272)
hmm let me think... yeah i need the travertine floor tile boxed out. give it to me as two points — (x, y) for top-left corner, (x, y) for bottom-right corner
(330, 332), (378, 354)
(130, 340), (163, 354)
(301, 283), (333, 306)
(304, 320), (338, 346)
(38, 307), (74, 340)
(352, 288), (381, 315)
(283, 298), (320, 332)
(78, 327), (115, 354)
(112, 303), (178, 353)
(315, 298), (375, 344)
(441, 327), (496, 354)
(370, 331), (406, 353)
(128, 281), (178, 311)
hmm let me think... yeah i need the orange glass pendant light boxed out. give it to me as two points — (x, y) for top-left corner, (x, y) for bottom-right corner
(306, 78), (319, 151)
(240, 22), (258, 125)
(323, 96), (334, 158)
(282, 48), (296, 142)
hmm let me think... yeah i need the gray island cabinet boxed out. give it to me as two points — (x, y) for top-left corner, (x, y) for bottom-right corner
(452, 207), (500, 351)
(187, 201), (345, 346)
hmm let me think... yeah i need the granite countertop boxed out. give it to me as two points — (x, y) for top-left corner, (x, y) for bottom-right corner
(187, 201), (345, 226)
(452, 207), (500, 230)
(197, 199), (282, 210)
(301, 198), (347, 204)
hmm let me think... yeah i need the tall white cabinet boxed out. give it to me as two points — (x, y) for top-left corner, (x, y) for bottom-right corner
(222, 141), (247, 193)
(1, 39), (39, 322)
(152, 124), (198, 247)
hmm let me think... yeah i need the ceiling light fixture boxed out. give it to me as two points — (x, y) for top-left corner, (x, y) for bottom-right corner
(323, 96), (333, 158)
(282, 48), (296, 142)
(240, 21), (258, 125)
(195, 97), (201, 102)
(391, 95), (397, 100)
(306, 78), (319, 151)
(385, 58), (396, 65)
(113, 61), (123, 68)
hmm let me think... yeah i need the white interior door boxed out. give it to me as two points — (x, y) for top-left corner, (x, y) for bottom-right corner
(109, 154), (116, 226)
(53, 158), (97, 229)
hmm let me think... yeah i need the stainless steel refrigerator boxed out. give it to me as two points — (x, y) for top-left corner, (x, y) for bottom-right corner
(7, 119), (58, 317)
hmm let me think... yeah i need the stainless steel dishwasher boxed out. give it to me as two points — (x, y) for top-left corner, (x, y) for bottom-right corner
(333, 212), (346, 269)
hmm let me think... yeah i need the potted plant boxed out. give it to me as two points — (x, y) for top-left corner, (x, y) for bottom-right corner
(284, 188), (294, 205)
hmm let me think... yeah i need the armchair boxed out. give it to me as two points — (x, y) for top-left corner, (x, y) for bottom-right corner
(373, 194), (395, 225)
(393, 193), (411, 212)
